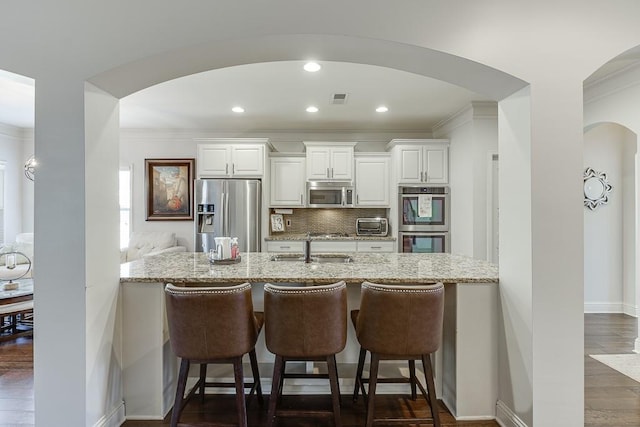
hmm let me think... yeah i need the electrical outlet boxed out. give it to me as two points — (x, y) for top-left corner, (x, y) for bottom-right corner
(286, 219), (292, 227)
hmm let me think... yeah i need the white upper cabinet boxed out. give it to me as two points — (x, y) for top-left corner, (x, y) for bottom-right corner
(355, 155), (390, 207)
(388, 139), (449, 184)
(303, 142), (356, 181)
(196, 138), (270, 178)
(270, 156), (306, 207)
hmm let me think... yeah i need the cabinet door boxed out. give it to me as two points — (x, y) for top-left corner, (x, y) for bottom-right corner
(355, 157), (390, 206)
(424, 146), (448, 184)
(270, 157), (305, 206)
(306, 147), (331, 180)
(356, 241), (394, 253)
(231, 145), (264, 176)
(266, 241), (304, 252)
(197, 145), (231, 177)
(329, 148), (353, 180)
(311, 241), (357, 253)
(397, 146), (422, 183)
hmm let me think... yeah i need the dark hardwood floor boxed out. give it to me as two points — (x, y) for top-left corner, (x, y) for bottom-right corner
(0, 314), (637, 426)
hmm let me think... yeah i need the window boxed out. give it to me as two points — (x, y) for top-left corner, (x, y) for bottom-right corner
(119, 168), (131, 249)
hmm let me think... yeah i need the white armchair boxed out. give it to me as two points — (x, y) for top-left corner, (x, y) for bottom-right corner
(120, 231), (186, 263)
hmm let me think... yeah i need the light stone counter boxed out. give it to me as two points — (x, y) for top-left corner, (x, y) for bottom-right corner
(120, 252), (499, 421)
(120, 251), (497, 285)
(264, 233), (396, 241)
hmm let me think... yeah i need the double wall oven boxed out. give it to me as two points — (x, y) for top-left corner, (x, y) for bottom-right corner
(398, 186), (450, 253)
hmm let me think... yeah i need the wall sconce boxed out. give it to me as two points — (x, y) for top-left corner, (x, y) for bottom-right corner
(24, 155), (36, 181)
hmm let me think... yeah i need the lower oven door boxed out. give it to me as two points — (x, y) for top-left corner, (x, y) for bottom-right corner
(399, 232), (449, 253)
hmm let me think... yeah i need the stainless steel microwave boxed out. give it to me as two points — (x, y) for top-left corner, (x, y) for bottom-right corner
(307, 181), (354, 208)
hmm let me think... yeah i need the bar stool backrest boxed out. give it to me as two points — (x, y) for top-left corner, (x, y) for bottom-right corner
(356, 282), (444, 356)
(164, 283), (259, 360)
(264, 281), (347, 358)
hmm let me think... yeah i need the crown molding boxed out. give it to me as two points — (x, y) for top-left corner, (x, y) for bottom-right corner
(584, 60), (640, 105)
(0, 122), (27, 139)
(432, 101), (498, 137)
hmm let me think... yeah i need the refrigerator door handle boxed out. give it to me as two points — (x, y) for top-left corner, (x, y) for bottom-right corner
(225, 192), (230, 236)
(220, 192), (226, 235)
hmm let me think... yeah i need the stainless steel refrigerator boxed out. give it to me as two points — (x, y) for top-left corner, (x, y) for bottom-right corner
(194, 179), (261, 253)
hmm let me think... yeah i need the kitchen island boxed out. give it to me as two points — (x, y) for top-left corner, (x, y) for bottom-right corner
(120, 252), (499, 421)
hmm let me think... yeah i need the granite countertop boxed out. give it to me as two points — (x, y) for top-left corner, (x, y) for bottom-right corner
(120, 252), (498, 285)
(265, 233), (396, 241)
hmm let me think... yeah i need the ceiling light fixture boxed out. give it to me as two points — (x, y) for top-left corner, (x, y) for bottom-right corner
(231, 106), (245, 113)
(376, 106), (389, 113)
(306, 106), (319, 113)
(303, 62), (321, 72)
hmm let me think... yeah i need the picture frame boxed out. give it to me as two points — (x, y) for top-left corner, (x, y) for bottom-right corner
(270, 214), (285, 232)
(145, 158), (195, 221)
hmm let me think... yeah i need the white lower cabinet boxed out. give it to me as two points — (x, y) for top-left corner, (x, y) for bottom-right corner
(265, 241), (304, 252)
(266, 240), (394, 253)
(311, 241), (357, 253)
(356, 241), (394, 252)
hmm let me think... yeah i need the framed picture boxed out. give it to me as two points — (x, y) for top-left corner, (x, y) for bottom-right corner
(270, 214), (285, 232)
(145, 158), (195, 221)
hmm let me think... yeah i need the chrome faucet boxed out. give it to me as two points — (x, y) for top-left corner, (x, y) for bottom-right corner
(304, 232), (312, 263)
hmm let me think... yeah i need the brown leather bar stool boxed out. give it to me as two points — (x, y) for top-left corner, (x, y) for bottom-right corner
(264, 281), (347, 427)
(352, 281), (444, 427)
(164, 282), (264, 427)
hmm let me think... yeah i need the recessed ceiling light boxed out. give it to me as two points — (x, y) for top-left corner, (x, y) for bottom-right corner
(231, 106), (245, 113)
(376, 106), (389, 113)
(306, 106), (319, 113)
(303, 62), (321, 72)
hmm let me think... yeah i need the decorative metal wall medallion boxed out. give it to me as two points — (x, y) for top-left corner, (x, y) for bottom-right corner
(583, 167), (613, 210)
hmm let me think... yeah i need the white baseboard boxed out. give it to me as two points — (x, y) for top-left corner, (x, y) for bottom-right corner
(495, 400), (528, 427)
(584, 302), (638, 317)
(584, 302), (624, 313)
(92, 401), (125, 427)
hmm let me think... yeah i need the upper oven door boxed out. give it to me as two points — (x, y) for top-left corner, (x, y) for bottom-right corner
(399, 186), (449, 231)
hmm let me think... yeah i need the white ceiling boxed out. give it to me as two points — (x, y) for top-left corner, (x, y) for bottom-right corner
(3, 55), (639, 132)
(0, 61), (490, 132)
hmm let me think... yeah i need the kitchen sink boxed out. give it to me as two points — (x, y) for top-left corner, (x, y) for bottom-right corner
(269, 254), (354, 263)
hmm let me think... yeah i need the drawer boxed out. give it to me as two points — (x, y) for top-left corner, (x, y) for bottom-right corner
(356, 241), (394, 253)
(266, 241), (304, 252)
(311, 241), (357, 253)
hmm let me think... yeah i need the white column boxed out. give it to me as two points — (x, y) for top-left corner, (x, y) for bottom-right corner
(33, 78), (87, 426)
(498, 81), (585, 426)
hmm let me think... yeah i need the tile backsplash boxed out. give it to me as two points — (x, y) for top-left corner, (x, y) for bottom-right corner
(270, 208), (388, 235)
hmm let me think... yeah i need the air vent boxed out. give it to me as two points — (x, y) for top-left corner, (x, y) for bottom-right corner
(331, 93), (348, 105)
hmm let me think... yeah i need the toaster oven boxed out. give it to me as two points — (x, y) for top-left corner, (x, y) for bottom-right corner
(356, 218), (389, 236)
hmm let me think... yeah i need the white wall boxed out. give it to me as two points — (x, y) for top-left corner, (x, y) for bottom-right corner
(434, 102), (498, 260)
(584, 123), (636, 314)
(584, 66), (640, 319)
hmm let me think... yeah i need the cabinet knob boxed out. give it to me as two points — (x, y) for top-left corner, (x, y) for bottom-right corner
(232, 163), (235, 174)
(326, 168), (330, 178)
(226, 163), (229, 174)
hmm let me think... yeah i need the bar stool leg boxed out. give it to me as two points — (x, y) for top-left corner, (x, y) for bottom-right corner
(422, 354), (440, 427)
(327, 355), (342, 427)
(365, 353), (380, 427)
(199, 363), (207, 403)
(409, 359), (417, 400)
(233, 357), (248, 427)
(171, 359), (190, 427)
(267, 355), (284, 427)
(353, 347), (366, 402)
(249, 349), (264, 406)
